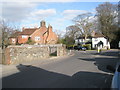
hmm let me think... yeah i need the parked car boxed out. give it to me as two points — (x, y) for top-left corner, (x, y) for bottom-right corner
(111, 62), (120, 90)
(74, 46), (86, 51)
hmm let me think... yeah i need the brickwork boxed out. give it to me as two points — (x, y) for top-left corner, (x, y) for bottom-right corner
(9, 21), (58, 45)
(18, 35), (29, 44)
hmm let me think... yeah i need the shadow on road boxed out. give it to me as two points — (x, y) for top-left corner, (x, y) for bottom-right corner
(90, 50), (119, 57)
(78, 50), (119, 73)
(2, 64), (112, 88)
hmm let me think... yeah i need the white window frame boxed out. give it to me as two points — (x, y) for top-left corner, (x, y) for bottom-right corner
(35, 36), (40, 41)
(22, 35), (27, 38)
(12, 38), (15, 43)
(95, 38), (98, 42)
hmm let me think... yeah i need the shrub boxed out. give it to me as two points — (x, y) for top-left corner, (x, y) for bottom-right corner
(82, 44), (91, 50)
(26, 37), (35, 45)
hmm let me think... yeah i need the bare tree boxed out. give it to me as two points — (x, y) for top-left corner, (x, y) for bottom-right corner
(0, 19), (19, 49)
(96, 2), (118, 43)
(66, 25), (81, 39)
(72, 13), (93, 40)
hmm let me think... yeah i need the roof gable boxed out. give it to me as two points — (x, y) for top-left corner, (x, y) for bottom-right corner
(20, 28), (38, 35)
(92, 32), (105, 38)
(9, 31), (21, 38)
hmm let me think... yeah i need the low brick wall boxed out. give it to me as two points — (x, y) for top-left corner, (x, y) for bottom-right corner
(4, 44), (66, 64)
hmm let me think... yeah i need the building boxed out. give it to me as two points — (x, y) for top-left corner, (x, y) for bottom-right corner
(91, 31), (110, 49)
(9, 21), (58, 45)
(9, 31), (21, 45)
(75, 31), (110, 49)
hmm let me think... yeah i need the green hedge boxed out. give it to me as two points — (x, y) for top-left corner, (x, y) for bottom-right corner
(82, 44), (91, 50)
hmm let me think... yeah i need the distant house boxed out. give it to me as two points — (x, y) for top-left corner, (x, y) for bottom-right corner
(75, 36), (92, 45)
(9, 31), (21, 45)
(75, 31), (110, 49)
(9, 21), (58, 45)
(91, 31), (110, 49)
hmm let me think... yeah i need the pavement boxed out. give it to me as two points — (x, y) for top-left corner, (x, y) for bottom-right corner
(1, 49), (120, 88)
(1, 50), (74, 77)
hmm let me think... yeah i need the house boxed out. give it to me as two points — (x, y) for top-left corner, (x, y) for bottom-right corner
(75, 36), (92, 45)
(9, 31), (21, 45)
(75, 31), (110, 49)
(9, 21), (58, 45)
(91, 31), (110, 49)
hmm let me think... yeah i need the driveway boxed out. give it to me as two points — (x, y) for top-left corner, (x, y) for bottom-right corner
(2, 49), (119, 88)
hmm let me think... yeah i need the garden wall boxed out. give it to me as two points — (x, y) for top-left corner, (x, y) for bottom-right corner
(4, 44), (66, 64)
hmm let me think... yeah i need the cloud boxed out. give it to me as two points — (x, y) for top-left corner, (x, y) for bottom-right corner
(1, 2), (37, 22)
(30, 9), (56, 20)
(62, 10), (89, 20)
(1, 0), (81, 3)
(20, 22), (39, 28)
(1, 1), (57, 24)
(1, 0), (119, 2)
(63, 10), (88, 15)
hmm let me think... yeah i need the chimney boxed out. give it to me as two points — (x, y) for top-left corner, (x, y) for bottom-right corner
(48, 24), (52, 33)
(91, 30), (95, 37)
(40, 20), (46, 27)
(22, 27), (25, 31)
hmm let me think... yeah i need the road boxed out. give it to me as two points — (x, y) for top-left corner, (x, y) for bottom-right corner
(2, 50), (119, 88)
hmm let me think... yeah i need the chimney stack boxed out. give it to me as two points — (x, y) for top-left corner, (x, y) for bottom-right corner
(22, 27), (25, 31)
(40, 20), (46, 27)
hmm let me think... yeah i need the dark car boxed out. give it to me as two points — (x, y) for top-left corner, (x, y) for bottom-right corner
(74, 46), (86, 51)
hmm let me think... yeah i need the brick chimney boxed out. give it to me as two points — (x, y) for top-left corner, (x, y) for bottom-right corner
(40, 20), (46, 27)
(91, 30), (95, 37)
(22, 27), (25, 31)
(48, 24), (52, 34)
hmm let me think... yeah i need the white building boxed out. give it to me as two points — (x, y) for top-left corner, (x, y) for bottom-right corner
(91, 31), (110, 49)
(92, 37), (110, 49)
(75, 31), (110, 49)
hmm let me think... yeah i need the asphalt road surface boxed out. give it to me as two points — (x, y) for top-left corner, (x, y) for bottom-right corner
(2, 50), (119, 88)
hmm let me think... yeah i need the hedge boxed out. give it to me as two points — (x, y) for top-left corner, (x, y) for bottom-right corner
(82, 44), (91, 50)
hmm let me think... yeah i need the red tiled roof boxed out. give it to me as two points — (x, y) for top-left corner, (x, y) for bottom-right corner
(10, 31), (21, 38)
(20, 28), (38, 35)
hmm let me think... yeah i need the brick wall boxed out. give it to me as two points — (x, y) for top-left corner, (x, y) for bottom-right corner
(18, 35), (29, 44)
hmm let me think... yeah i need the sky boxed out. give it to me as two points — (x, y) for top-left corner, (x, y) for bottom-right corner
(0, 0), (118, 36)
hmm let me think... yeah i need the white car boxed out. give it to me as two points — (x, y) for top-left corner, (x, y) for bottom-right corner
(111, 62), (120, 90)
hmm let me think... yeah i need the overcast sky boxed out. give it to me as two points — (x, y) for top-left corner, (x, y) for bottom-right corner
(0, 0), (118, 36)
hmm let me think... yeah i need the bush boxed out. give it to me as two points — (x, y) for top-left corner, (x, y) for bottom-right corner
(66, 44), (74, 50)
(82, 44), (91, 50)
(26, 37), (35, 45)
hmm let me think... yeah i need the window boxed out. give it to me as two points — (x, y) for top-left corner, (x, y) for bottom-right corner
(95, 38), (98, 41)
(35, 36), (40, 41)
(22, 35), (27, 38)
(12, 39), (15, 43)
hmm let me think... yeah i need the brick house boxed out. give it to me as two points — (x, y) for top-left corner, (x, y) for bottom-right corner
(9, 21), (58, 44)
(9, 31), (21, 45)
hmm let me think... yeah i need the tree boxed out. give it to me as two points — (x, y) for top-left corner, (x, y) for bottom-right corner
(0, 19), (19, 64)
(96, 2), (118, 44)
(0, 20), (17, 49)
(63, 35), (75, 46)
(72, 13), (94, 40)
(66, 25), (81, 39)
